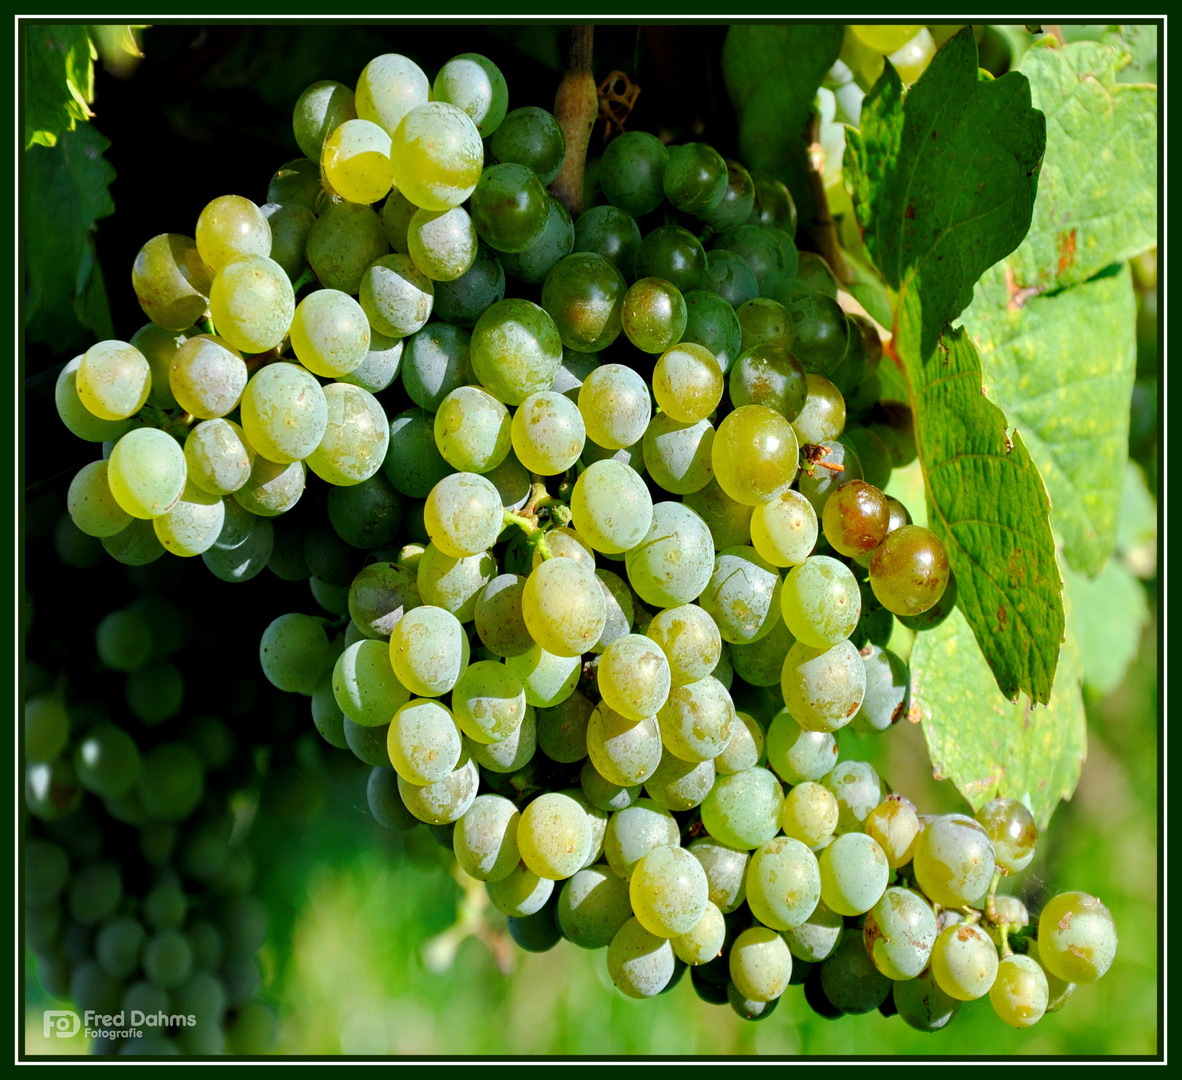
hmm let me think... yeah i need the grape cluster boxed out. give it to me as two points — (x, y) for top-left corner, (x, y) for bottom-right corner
(43, 40), (1117, 1039)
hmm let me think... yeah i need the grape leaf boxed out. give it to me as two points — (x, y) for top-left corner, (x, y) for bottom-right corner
(25, 124), (116, 352)
(1061, 556), (1148, 700)
(721, 24), (845, 227)
(969, 263), (1137, 576)
(24, 24), (96, 149)
(910, 577), (1085, 831)
(845, 28), (1062, 704)
(963, 39), (1156, 576)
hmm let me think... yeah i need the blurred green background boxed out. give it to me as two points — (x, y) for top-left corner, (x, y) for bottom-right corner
(23, 20), (1159, 1058)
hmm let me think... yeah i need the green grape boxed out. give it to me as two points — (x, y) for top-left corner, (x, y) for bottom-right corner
(453, 794), (521, 882)
(608, 917), (676, 999)
(125, 661), (185, 725)
(552, 347), (601, 402)
(975, 797), (1039, 875)
(661, 141), (727, 214)
(990, 953), (1049, 1028)
(630, 844), (709, 938)
(504, 644), (581, 708)
(261, 200), (315, 283)
(573, 204), (641, 280)
(488, 105), (565, 183)
(76, 339), (152, 421)
(657, 676), (735, 763)
(345, 719), (392, 768)
(196, 194), (271, 272)
(201, 501), (273, 581)
(851, 645), (910, 734)
(683, 478), (754, 551)
(307, 201), (389, 295)
(268, 156), (322, 211)
(293, 80), (356, 159)
(791, 373), (847, 445)
(142, 929), (194, 992)
(107, 428), (187, 519)
(644, 749), (715, 811)
(897, 566), (959, 633)
(851, 24), (924, 52)
(1037, 892), (1118, 984)
(470, 162), (550, 254)
(698, 545), (783, 646)
(586, 704), (662, 788)
(714, 710), (764, 775)
(652, 343), (724, 424)
(783, 899), (843, 966)
(728, 343), (807, 421)
(332, 638), (411, 727)
(888, 27), (937, 84)
(208, 254), (294, 354)
(622, 277), (686, 354)
(778, 285), (849, 376)
(645, 604), (721, 686)
(817, 929), (890, 1014)
(864, 798), (921, 869)
(818, 831), (889, 916)
(25, 759), (82, 820)
(422, 472), (502, 558)
(736, 297), (794, 354)
(797, 438), (862, 517)
(434, 386), (513, 474)
(780, 555), (861, 648)
(603, 798), (680, 881)
(67, 460), (134, 537)
(781, 781), (839, 848)
(670, 900), (725, 966)
(359, 253), (433, 339)
(681, 289), (743, 374)
(930, 923), (999, 1001)
(432, 241), (505, 328)
(355, 52), (429, 136)
(750, 489), (817, 569)
(23, 694), (68, 763)
(347, 561), (421, 640)
(702, 248), (759, 309)
(699, 158), (756, 232)
(570, 460), (652, 555)
(700, 767), (783, 850)
(417, 544), (496, 622)
(499, 195), (574, 284)
(468, 705), (537, 774)
(580, 757), (640, 813)
(473, 573), (532, 657)
(259, 612), (336, 695)
(152, 481), (225, 557)
(450, 660), (527, 744)
(55, 356), (135, 442)
(688, 837), (749, 914)
(745, 836), (822, 931)
(94, 916), (147, 980)
(912, 814), (997, 909)
(387, 698), (461, 783)
(131, 233), (213, 331)
(730, 925), (793, 1003)
(239, 362), (328, 466)
(713, 225), (786, 296)
(780, 639), (866, 733)
(73, 724), (141, 800)
(517, 792), (592, 880)
(598, 633), (671, 723)
(470, 297), (563, 406)
(306, 382), (389, 487)
(600, 130), (668, 217)
(95, 607), (149, 670)
(893, 966), (961, 1032)
(536, 690), (595, 763)
(389, 100), (483, 211)
(624, 501), (715, 609)
(485, 861), (555, 918)
(289, 289), (370, 378)
(432, 53), (508, 137)
(387, 605), (469, 697)
(137, 743), (204, 821)
(402, 323), (472, 410)
(522, 556), (606, 657)
(327, 472), (402, 549)
(184, 419), (253, 496)
(407, 206), (479, 282)
(639, 224), (707, 293)
(864, 887), (938, 980)
(578, 363), (651, 450)
(511, 391), (585, 474)
(384, 407), (451, 497)
(712, 405), (799, 506)
(641, 414), (714, 496)
(592, 568), (634, 654)
(540, 252), (626, 353)
(397, 755), (479, 825)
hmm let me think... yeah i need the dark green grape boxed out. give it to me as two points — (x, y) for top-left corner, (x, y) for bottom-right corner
(573, 203), (642, 281)
(508, 893), (564, 953)
(622, 277), (687, 354)
(499, 195), (575, 284)
(795, 251), (839, 298)
(840, 424), (893, 491)
(780, 285), (850, 376)
(489, 106), (565, 186)
(819, 926), (892, 1014)
(73, 723), (141, 799)
(728, 344), (807, 420)
(713, 225), (786, 296)
(638, 224), (707, 293)
(384, 408), (452, 498)
(401, 322), (473, 411)
(24, 694), (70, 762)
(894, 967), (961, 1031)
(681, 289), (743, 374)
(662, 142), (728, 215)
(540, 252), (627, 353)
(749, 172), (797, 235)
(470, 163), (550, 254)
(867, 400), (917, 468)
(327, 473), (403, 550)
(701, 249), (759, 308)
(599, 130), (669, 217)
(699, 159), (755, 232)
(432, 241), (506, 327)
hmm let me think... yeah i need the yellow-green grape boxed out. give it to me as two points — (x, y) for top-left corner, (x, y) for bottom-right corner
(750, 489), (817, 568)
(450, 660), (527, 744)
(423, 472), (503, 558)
(864, 798), (921, 869)
(700, 767), (783, 850)
(603, 798), (679, 881)
(598, 633), (671, 723)
(432, 53), (509, 138)
(578, 362), (651, 450)
(195, 195), (271, 273)
(485, 860), (554, 917)
(208, 255), (295, 354)
(321, 119), (393, 205)
(522, 557), (606, 658)
(630, 844), (709, 938)
(434, 386), (512, 474)
(782, 898), (842, 964)
(791, 373), (846, 445)
(387, 698), (461, 784)
(152, 482), (225, 557)
(889, 27), (937, 85)
(586, 704), (662, 788)
(107, 428), (187, 520)
(863, 887), (938, 981)
(656, 676), (734, 763)
(712, 404), (799, 506)
(387, 605), (469, 697)
(517, 792), (592, 880)
(850, 24), (924, 53)
(470, 297), (563, 406)
(912, 814), (996, 909)
(467, 706), (536, 775)
(529, 527), (595, 573)
(407, 206), (478, 282)
(652, 343), (724, 424)
(511, 391), (585, 475)
(781, 781), (839, 848)
(990, 954), (1049, 1028)
(745, 836), (822, 932)
(231, 456), (306, 518)
(168, 335), (246, 419)
(416, 545), (496, 623)
(76, 340), (151, 421)
(239, 363), (327, 464)
(643, 749), (714, 811)
(624, 500), (716, 609)
(332, 638), (411, 728)
(818, 831), (889, 916)
(672, 901), (725, 965)
(293, 80), (357, 161)
(645, 604), (721, 686)
(974, 796), (1039, 875)
(358, 254), (434, 340)
(131, 233), (213, 332)
(396, 755), (479, 825)
(289, 289), (371, 378)
(714, 710), (764, 775)
(67, 460), (133, 537)
(930, 923), (999, 1001)
(608, 917), (676, 999)
(729, 925), (793, 1003)
(569, 460), (653, 555)
(306, 383), (389, 487)
(1037, 892), (1118, 984)
(453, 794), (520, 882)
(698, 546), (783, 646)
(55, 357), (135, 443)
(780, 555), (861, 648)
(504, 644), (581, 708)
(391, 101), (484, 212)
(688, 837), (749, 914)
(780, 639), (866, 733)
(355, 52), (429, 137)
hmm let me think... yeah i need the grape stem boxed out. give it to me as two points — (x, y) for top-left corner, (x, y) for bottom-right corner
(804, 111), (854, 286)
(550, 25), (597, 218)
(502, 508), (555, 562)
(983, 867), (1004, 924)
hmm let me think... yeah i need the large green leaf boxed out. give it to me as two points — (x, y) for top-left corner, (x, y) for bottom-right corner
(964, 40), (1156, 576)
(845, 28), (1062, 704)
(24, 24), (96, 149)
(721, 24), (845, 227)
(25, 124), (116, 352)
(910, 572), (1086, 831)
